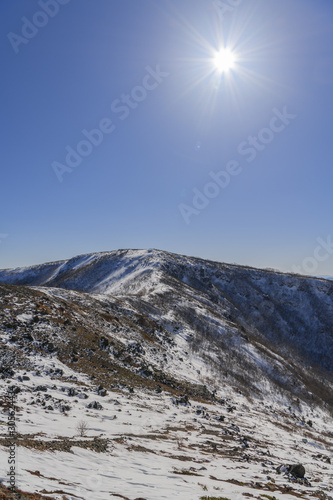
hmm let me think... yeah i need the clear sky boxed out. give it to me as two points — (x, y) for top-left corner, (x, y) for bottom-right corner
(1, 0), (333, 276)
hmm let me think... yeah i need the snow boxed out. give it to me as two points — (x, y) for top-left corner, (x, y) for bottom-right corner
(16, 313), (34, 323)
(1, 370), (332, 499)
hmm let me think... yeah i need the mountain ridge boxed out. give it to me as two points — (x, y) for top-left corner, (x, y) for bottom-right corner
(2, 247), (332, 283)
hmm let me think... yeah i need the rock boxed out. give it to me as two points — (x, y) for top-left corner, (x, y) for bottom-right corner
(8, 385), (20, 394)
(0, 366), (15, 377)
(87, 401), (103, 410)
(68, 388), (78, 397)
(278, 463), (306, 478)
(176, 394), (190, 406)
(23, 333), (33, 342)
(289, 464), (305, 478)
(46, 342), (56, 353)
(276, 464), (290, 474)
(96, 385), (107, 396)
(34, 385), (48, 392)
(4, 321), (16, 329)
(60, 404), (71, 412)
(99, 336), (109, 350)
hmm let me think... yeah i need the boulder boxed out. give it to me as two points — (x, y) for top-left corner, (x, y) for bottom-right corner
(87, 401), (103, 410)
(68, 387), (78, 397)
(289, 464), (305, 478)
(277, 463), (306, 478)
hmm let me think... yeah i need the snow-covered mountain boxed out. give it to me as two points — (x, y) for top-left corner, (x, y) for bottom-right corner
(0, 249), (332, 499)
(1, 249), (333, 378)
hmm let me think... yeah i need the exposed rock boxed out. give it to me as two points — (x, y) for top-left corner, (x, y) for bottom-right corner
(99, 336), (109, 350)
(87, 401), (103, 410)
(172, 394), (190, 406)
(60, 404), (71, 412)
(8, 385), (20, 394)
(276, 464), (290, 474)
(0, 366), (15, 377)
(97, 384), (107, 397)
(68, 387), (78, 397)
(23, 333), (33, 342)
(289, 464), (305, 478)
(277, 463), (305, 478)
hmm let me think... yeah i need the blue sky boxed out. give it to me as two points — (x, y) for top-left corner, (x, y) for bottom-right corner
(1, 0), (333, 275)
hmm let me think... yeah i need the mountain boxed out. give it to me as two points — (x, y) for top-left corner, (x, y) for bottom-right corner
(1, 249), (333, 395)
(0, 249), (332, 499)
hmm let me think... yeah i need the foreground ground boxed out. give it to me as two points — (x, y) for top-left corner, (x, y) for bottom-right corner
(0, 358), (332, 499)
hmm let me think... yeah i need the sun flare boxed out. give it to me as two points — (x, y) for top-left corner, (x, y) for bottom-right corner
(213, 48), (236, 74)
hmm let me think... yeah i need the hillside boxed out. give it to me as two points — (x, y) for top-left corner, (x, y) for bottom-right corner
(1, 249), (333, 401)
(0, 249), (332, 499)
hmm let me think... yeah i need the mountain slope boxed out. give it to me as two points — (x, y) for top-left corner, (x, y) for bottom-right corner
(0, 249), (333, 406)
(1, 249), (333, 499)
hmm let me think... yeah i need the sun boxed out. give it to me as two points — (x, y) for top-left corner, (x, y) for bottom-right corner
(213, 48), (236, 74)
